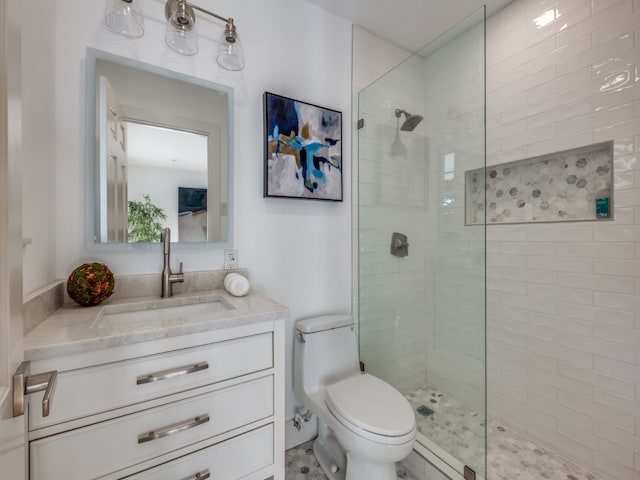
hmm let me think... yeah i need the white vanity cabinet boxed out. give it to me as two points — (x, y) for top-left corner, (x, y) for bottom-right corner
(25, 313), (285, 480)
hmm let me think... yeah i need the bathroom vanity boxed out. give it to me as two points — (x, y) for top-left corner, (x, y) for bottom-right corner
(22, 284), (287, 480)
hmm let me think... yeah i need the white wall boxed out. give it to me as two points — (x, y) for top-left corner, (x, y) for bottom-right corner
(486, 0), (640, 479)
(22, 0), (56, 293)
(22, 0), (352, 438)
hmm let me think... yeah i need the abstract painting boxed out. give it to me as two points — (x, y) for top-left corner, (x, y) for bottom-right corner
(264, 92), (342, 201)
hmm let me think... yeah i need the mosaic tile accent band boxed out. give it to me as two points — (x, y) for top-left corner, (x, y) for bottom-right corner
(466, 142), (613, 225)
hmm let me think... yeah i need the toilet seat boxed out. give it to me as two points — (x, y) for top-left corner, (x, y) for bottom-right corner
(325, 374), (416, 445)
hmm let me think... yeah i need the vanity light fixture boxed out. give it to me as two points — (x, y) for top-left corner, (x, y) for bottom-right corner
(104, 0), (245, 71)
(104, 0), (145, 38)
(165, 0), (199, 55)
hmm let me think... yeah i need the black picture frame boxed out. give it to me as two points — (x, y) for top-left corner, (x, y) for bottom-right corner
(263, 91), (343, 201)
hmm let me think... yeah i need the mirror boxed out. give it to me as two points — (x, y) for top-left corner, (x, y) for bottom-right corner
(86, 48), (233, 245)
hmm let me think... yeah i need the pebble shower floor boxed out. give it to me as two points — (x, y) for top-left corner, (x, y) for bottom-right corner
(406, 384), (607, 480)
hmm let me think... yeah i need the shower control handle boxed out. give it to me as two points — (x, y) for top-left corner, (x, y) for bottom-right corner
(390, 232), (409, 257)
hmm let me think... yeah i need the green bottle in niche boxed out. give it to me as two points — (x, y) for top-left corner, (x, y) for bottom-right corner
(596, 181), (610, 219)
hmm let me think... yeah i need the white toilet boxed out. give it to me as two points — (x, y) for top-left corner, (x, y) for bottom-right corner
(294, 314), (417, 480)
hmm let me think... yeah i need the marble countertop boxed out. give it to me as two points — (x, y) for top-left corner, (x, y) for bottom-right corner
(23, 290), (288, 361)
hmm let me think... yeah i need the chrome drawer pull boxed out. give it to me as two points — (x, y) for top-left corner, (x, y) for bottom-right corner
(136, 362), (209, 385)
(12, 361), (58, 418)
(138, 414), (210, 444)
(181, 470), (210, 480)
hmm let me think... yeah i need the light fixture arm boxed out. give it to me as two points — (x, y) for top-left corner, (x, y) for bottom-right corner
(166, 0), (238, 42)
(187, 2), (230, 25)
(187, 3), (237, 43)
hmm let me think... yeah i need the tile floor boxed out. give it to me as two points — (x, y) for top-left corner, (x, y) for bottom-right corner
(284, 440), (418, 480)
(405, 384), (486, 475)
(406, 384), (607, 480)
(285, 384), (607, 480)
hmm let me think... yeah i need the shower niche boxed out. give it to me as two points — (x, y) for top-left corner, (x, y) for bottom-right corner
(466, 141), (614, 225)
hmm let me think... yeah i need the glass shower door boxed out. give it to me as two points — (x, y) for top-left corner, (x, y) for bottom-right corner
(357, 7), (486, 477)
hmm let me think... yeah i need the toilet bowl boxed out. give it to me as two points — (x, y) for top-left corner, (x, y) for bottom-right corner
(294, 314), (417, 480)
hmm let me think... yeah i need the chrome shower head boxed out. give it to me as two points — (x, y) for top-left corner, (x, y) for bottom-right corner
(395, 108), (424, 132)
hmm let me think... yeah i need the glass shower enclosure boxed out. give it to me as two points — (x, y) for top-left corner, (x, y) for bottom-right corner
(357, 8), (486, 477)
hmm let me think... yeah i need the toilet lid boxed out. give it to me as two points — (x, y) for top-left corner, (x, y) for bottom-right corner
(325, 374), (415, 437)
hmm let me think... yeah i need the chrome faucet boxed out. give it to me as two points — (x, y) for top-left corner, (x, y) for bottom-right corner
(160, 227), (184, 297)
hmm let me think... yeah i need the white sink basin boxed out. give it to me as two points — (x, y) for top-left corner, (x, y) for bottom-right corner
(96, 296), (233, 329)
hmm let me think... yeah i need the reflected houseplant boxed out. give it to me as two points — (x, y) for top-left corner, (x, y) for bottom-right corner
(128, 194), (167, 242)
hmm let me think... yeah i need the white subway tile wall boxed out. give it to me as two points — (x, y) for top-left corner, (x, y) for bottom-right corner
(355, 17), (487, 477)
(352, 27), (428, 393)
(354, 0), (640, 477)
(418, 13), (487, 417)
(487, 0), (640, 478)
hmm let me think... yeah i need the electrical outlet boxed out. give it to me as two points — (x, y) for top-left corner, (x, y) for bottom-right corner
(224, 249), (237, 270)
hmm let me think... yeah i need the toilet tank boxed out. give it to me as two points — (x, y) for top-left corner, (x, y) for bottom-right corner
(294, 314), (361, 402)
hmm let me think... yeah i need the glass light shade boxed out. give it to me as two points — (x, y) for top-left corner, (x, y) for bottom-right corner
(216, 32), (245, 71)
(165, 21), (198, 55)
(104, 0), (144, 38)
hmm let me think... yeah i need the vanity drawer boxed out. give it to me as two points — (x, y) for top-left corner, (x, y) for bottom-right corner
(29, 332), (273, 431)
(30, 375), (273, 480)
(124, 424), (274, 480)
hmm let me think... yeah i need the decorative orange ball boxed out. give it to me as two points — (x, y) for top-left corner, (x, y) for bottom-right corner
(66, 263), (115, 306)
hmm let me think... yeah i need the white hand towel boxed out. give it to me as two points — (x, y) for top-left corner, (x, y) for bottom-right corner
(224, 272), (250, 297)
